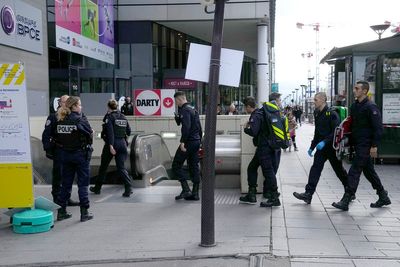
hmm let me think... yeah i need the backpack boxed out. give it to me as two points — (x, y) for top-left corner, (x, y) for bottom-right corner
(261, 102), (290, 150)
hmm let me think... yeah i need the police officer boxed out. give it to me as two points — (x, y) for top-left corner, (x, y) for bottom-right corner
(90, 99), (133, 197)
(56, 96), (94, 222)
(333, 81), (391, 211)
(121, 97), (134, 115)
(173, 91), (202, 201)
(293, 92), (350, 204)
(240, 93), (282, 207)
(42, 95), (79, 206)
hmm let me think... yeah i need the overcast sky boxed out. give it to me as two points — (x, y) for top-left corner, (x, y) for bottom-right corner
(275, 0), (400, 100)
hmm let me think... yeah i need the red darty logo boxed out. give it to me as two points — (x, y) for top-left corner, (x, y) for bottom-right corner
(163, 97), (174, 108)
(135, 90), (161, 116)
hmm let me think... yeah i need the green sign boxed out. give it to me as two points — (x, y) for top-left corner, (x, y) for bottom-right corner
(272, 83), (279, 92)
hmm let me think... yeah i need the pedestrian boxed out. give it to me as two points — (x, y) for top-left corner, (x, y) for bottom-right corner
(90, 99), (133, 197)
(225, 103), (238, 115)
(41, 95), (79, 206)
(121, 96), (134, 115)
(55, 96), (94, 222)
(173, 91), (202, 201)
(332, 81), (391, 211)
(288, 112), (298, 152)
(294, 105), (303, 126)
(239, 93), (283, 207)
(293, 92), (350, 204)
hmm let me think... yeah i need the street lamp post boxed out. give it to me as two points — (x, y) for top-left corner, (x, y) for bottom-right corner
(300, 84), (307, 111)
(292, 90), (295, 106)
(295, 88), (299, 105)
(200, 0), (227, 247)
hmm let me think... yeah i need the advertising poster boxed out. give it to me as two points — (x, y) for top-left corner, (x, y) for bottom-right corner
(382, 93), (400, 124)
(134, 89), (175, 116)
(55, 0), (114, 64)
(0, 0), (43, 54)
(0, 63), (34, 208)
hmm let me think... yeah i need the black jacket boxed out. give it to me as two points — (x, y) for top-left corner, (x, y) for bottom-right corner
(244, 108), (266, 147)
(310, 105), (339, 150)
(177, 103), (202, 143)
(103, 111), (131, 146)
(350, 97), (383, 147)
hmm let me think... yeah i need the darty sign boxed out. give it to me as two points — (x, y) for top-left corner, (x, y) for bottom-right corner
(134, 89), (175, 116)
(0, 0), (43, 54)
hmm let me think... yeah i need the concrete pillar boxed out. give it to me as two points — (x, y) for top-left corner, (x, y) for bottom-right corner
(257, 21), (269, 106)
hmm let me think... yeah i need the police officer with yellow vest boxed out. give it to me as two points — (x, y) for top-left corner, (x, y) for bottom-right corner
(55, 96), (94, 222)
(90, 99), (133, 197)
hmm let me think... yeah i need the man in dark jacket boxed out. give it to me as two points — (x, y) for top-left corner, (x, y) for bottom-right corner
(121, 97), (134, 115)
(293, 92), (349, 204)
(172, 91), (202, 201)
(332, 81), (391, 211)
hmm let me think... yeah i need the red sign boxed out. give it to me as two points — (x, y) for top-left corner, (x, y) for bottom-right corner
(164, 78), (197, 89)
(134, 89), (176, 116)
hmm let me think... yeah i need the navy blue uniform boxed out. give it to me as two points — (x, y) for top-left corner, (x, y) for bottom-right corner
(305, 106), (348, 194)
(245, 105), (281, 195)
(347, 98), (384, 194)
(42, 113), (62, 201)
(95, 111), (133, 193)
(56, 112), (93, 209)
(172, 103), (202, 184)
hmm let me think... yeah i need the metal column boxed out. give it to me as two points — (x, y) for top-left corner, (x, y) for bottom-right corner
(257, 21), (269, 105)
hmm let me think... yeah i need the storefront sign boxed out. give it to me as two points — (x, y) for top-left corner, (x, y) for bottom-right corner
(55, 0), (114, 64)
(134, 89), (175, 116)
(0, 0), (43, 54)
(164, 78), (196, 89)
(0, 63), (34, 207)
(382, 93), (400, 124)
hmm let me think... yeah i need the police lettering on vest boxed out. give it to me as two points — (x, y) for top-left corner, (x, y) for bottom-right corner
(56, 118), (85, 150)
(113, 119), (127, 138)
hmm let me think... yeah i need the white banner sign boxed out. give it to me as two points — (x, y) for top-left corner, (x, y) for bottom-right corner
(0, 0), (43, 54)
(185, 43), (244, 87)
(382, 93), (400, 124)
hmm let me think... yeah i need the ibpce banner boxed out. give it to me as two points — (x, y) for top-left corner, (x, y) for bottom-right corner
(55, 0), (114, 64)
(0, 63), (34, 208)
(134, 89), (175, 116)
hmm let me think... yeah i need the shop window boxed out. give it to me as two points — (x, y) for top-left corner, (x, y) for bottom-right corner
(383, 56), (400, 90)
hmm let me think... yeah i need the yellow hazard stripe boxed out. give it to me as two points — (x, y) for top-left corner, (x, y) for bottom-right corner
(4, 64), (20, 85)
(0, 64), (9, 81)
(265, 102), (279, 110)
(15, 70), (25, 85)
(272, 125), (284, 140)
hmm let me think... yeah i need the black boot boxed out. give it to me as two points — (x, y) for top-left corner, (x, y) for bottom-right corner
(175, 180), (192, 200)
(80, 207), (94, 222)
(89, 184), (101, 195)
(185, 183), (200, 201)
(122, 186), (133, 197)
(332, 192), (352, 211)
(67, 199), (80, 206)
(57, 208), (72, 221)
(293, 191), (313, 204)
(370, 190), (391, 208)
(260, 192), (281, 207)
(239, 186), (257, 204)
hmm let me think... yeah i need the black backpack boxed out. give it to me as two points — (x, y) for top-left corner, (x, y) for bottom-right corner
(261, 102), (290, 150)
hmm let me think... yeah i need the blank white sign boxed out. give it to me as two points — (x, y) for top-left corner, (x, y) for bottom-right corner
(185, 43), (244, 88)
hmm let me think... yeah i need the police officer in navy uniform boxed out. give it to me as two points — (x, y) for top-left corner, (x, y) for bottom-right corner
(56, 96), (94, 222)
(42, 95), (79, 206)
(173, 91), (202, 201)
(333, 81), (391, 211)
(121, 96), (134, 115)
(90, 99), (133, 197)
(240, 93), (282, 207)
(293, 92), (350, 204)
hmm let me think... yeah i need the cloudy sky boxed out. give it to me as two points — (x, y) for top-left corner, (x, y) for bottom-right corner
(274, 0), (400, 100)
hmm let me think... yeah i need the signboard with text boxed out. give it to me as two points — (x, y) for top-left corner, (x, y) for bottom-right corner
(163, 78), (196, 89)
(0, 63), (34, 208)
(0, 0), (43, 54)
(382, 93), (400, 124)
(134, 89), (175, 116)
(55, 0), (114, 64)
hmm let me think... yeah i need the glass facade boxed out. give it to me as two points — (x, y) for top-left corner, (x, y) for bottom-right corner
(46, 3), (257, 115)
